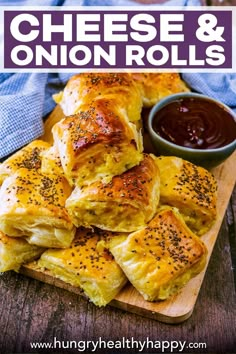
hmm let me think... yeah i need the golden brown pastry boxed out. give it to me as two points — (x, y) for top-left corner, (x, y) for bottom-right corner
(66, 154), (160, 232)
(156, 156), (217, 235)
(38, 227), (127, 307)
(41, 105), (65, 145)
(0, 168), (76, 248)
(0, 231), (44, 272)
(52, 98), (143, 186)
(108, 207), (207, 301)
(54, 72), (143, 123)
(131, 73), (189, 107)
(0, 140), (50, 185)
(41, 145), (64, 176)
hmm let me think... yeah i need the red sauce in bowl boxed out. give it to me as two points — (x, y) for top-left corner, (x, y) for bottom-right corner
(152, 97), (236, 150)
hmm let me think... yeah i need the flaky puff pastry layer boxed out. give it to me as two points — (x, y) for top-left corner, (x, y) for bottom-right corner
(54, 72), (143, 123)
(41, 145), (64, 177)
(108, 207), (207, 301)
(156, 156), (217, 235)
(50, 98), (143, 186)
(0, 231), (44, 272)
(38, 228), (127, 307)
(0, 168), (76, 248)
(131, 73), (189, 107)
(66, 154), (160, 232)
(0, 140), (50, 185)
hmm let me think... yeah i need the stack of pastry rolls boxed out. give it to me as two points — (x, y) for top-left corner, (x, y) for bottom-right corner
(0, 73), (217, 307)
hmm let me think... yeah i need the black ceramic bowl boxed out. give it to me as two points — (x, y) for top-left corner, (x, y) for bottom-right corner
(147, 92), (236, 168)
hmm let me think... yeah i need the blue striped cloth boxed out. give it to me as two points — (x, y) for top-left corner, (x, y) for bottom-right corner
(0, 0), (236, 158)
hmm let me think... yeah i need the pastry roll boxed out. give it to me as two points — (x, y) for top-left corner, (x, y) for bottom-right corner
(38, 228), (127, 307)
(0, 168), (76, 248)
(155, 156), (217, 235)
(54, 72), (143, 123)
(0, 231), (44, 272)
(108, 207), (207, 301)
(0, 140), (50, 185)
(41, 145), (64, 176)
(52, 98), (143, 186)
(131, 73), (189, 107)
(41, 105), (65, 145)
(66, 154), (160, 232)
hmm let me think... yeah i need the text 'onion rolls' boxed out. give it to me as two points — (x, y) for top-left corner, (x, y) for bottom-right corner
(66, 154), (160, 232)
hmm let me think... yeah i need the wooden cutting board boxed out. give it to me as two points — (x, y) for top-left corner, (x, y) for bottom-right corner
(20, 106), (236, 324)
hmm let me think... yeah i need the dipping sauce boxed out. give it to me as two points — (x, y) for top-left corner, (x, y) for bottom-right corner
(152, 97), (236, 150)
